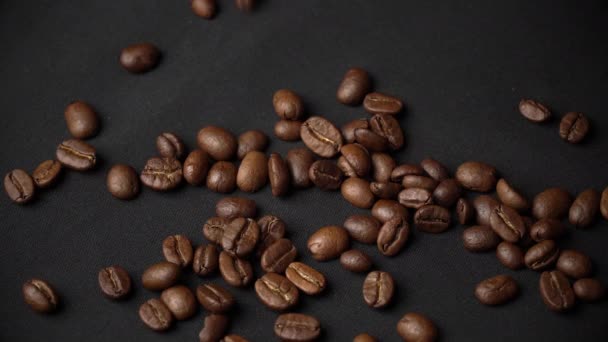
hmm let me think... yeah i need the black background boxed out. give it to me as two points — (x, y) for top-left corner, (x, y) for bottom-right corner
(1, 1), (607, 341)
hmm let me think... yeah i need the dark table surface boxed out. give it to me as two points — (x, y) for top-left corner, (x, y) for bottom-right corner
(1, 0), (607, 341)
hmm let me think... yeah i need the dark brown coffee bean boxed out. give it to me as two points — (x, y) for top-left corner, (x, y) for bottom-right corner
(139, 298), (173, 331)
(342, 118), (369, 144)
(309, 160), (343, 191)
(496, 242), (525, 270)
(338, 143), (371, 177)
(287, 147), (315, 188)
(274, 313), (321, 341)
(414, 205), (451, 233)
(191, 0), (216, 19)
(337, 67), (371, 105)
(285, 262), (326, 295)
(255, 273), (299, 311)
(371, 199), (409, 223)
(161, 285), (196, 320)
(142, 261), (181, 291)
(539, 270), (575, 312)
(532, 188), (572, 219)
(343, 215), (381, 244)
(341, 177), (375, 209)
(455, 161), (497, 192)
(340, 249), (373, 273)
(199, 314), (229, 342)
(420, 158), (449, 181)
(559, 112), (589, 143)
(473, 195), (500, 226)
(371, 153), (395, 182)
(432, 179), (461, 207)
(256, 215), (287, 257)
(56, 139), (97, 171)
(215, 196), (257, 219)
(237, 130), (268, 160)
(206, 161), (237, 193)
(156, 132), (185, 159)
(377, 217), (409, 256)
(396, 312), (438, 342)
(573, 278), (605, 302)
(203, 216), (230, 245)
(525, 240), (560, 271)
(183, 149), (210, 186)
(106, 164), (139, 200)
(601, 187), (608, 220)
(268, 153), (290, 196)
(475, 274), (519, 306)
(399, 187), (433, 209)
(22, 279), (59, 313)
(236, 151), (268, 192)
(370, 181), (401, 199)
(222, 218), (260, 257)
(353, 333), (377, 342)
(140, 157), (182, 191)
(197, 126), (238, 161)
(196, 283), (234, 313)
(274, 120), (302, 141)
(369, 114), (404, 150)
(363, 92), (403, 115)
(401, 175), (438, 191)
(556, 249), (592, 279)
(390, 164), (425, 183)
(530, 218), (566, 242)
(193, 244), (219, 276)
(4, 169), (35, 204)
(235, 0), (255, 12)
(301, 116), (343, 158)
(489, 204), (526, 243)
(120, 43), (160, 73)
(98, 265), (131, 300)
(456, 198), (474, 225)
(273, 89), (304, 120)
(569, 189), (600, 228)
(307, 226), (350, 261)
(353, 128), (388, 152)
(219, 251), (253, 287)
(162, 234), (193, 267)
(32, 160), (62, 189)
(64, 101), (99, 139)
(462, 225), (501, 252)
(362, 271), (394, 308)
(261, 238), (297, 274)
(496, 178), (529, 212)
(519, 99), (551, 122)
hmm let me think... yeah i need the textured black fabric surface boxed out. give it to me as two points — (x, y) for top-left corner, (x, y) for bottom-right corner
(1, 1), (607, 341)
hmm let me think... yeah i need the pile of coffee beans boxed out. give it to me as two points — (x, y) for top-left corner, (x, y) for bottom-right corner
(519, 98), (591, 144)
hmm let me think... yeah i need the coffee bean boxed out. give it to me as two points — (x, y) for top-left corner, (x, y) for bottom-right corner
(199, 314), (229, 342)
(556, 249), (592, 279)
(559, 112), (589, 143)
(341, 177), (375, 208)
(456, 198), (474, 225)
(216, 197), (257, 219)
(539, 270), (575, 312)
(309, 160), (343, 191)
(530, 218), (566, 242)
(236, 151), (268, 192)
(274, 313), (321, 341)
(414, 205), (451, 233)
(287, 147), (315, 188)
(203, 216), (230, 245)
(401, 175), (438, 191)
(338, 143), (371, 177)
(371, 153), (396, 183)
(98, 265), (131, 300)
(307, 226), (350, 261)
(162, 234), (193, 267)
(120, 43), (160, 73)
(285, 262), (326, 295)
(235, 0), (255, 12)
(370, 181), (402, 199)
(475, 274), (519, 305)
(268, 153), (290, 196)
(106, 164), (140, 200)
(255, 273), (299, 311)
(525, 240), (560, 271)
(455, 161), (497, 192)
(420, 158), (449, 181)
(377, 218), (409, 257)
(340, 249), (373, 273)
(219, 251), (253, 287)
(32, 160), (62, 189)
(462, 225), (501, 252)
(183, 149), (210, 186)
(22, 279), (59, 313)
(569, 189), (600, 228)
(274, 120), (302, 141)
(139, 298), (173, 331)
(197, 126), (238, 161)
(206, 161), (237, 193)
(343, 215), (381, 244)
(362, 271), (394, 308)
(161, 285), (197, 321)
(532, 188), (572, 219)
(353, 333), (377, 342)
(337, 67), (371, 105)
(496, 179), (529, 212)
(64, 101), (99, 139)
(191, 0), (216, 19)
(489, 204), (526, 243)
(363, 92), (403, 115)
(601, 187), (608, 221)
(301, 116), (343, 158)
(140, 157), (182, 191)
(56, 139), (97, 171)
(256, 215), (287, 257)
(396, 312), (438, 342)
(237, 130), (268, 160)
(261, 238), (297, 273)
(371, 199), (408, 223)
(354, 128), (388, 152)
(519, 99), (551, 122)
(142, 261), (181, 291)
(573, 278), (605, 302)
(391, 164), (425, 183)
(496, 242), (525, 270)
(342, 118), (369, 144)
(156, 132), (185, 159)
(369, 114), (404, 150)
(196, 283), (234, 313)
(473, 195), (500, 226)
(222, 217), (260, 257)
(399, 187), (433, 209)
(4, 169), (35, 204)
(273, 89), (304, 120)
(222, 334), (249, 342)
(432, 179), (461, 207)
(193, 244), (219, 276)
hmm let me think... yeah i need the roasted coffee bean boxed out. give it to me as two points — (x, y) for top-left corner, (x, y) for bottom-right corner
(142, 261), (181, 291)
(191, 0), (216, 19)
(343, 215), (381, 244)
(162, 234), (193, 267)
(496, 179), (529, 212)
(203, 216), (230, 245)
(456, 198), (474, 225)
(489, 204), (526, 243)
(301, 116), (343, 158)
(120, 43), (160, 73)
(401, 175), (438, 191)
(455, 161), (497, 192)
(207, 161), (237, 193)
(199, 314), (229, 342)
(432, 179), (461, 207)
(337, 67), (371, 105)
(222, 217), (260, 257)
(106, 164), (139, 200)
(569, 189), (600, 228)
(257, 215), (287, 256)
(399, 187), (433, 209)
(340, 249), (373, 273)
(140, 157), (182, 191)
(532, 188), (572, 219)
(496, 242), (525, 270)
(285, 262), (326, 295)
(196, 283), (234, 313)
(193, 244), (219, 276)
(420, 158), (449, 181)
(363, 92), (403, 115)
(353, 333), (377, 342)
(539, 270), (575, 312)
(338, 143), (371, 177)
(22, 279), (59, 313)
(475, 274), (519, 305)
(287, 147), (315, 188)
(4, 169), (35, 204)
(525, 240), (560, 271)
(156, 132), (185, 159)
(274, 313), (321, 341)
(64, 100), (99, 139)
(556, 250), (592, 279)
(222, 334), (248, 342)
(573, 278), (605, 302)
(98, 265), (131, 300)
(371, 199), (408, 223)
(369, 114), (404, 150)
(197, 126), (238, 161)
(391, 164), (425, 183)
(396, 312), (438, 342)
(559, 112), (589, 143)
(530, 219), (566, 242)
(309, 160), (343, 190)
(462, 225), (501, 252)
(601, 187), (608, 220)
(255, 273), (299, 311)
(414, 205), (451, 233)
(274, 120), (302, 141)
(370, 181), (401, 199)
(307, 226), (350, 261)
(473, 195), (500, 226)
(341, 177), (375, 209)
(354, 128), (388, 152)
(32, 160), (62, 189)
(235, 0), (255, 12)
(219, 251), (253, 287)
(342, 118), (369, 144)
(371, 153), (396, 182)
(160, 285), (197, 320)
(362, 271), (394, 308)
(236, 151), (268, 192)
(139, 298), (173, 331)
(273, 89), (304, 120)
(216, 197), (257, 219)
(183, 149), (210, 185)
(261, 238), (297, 274)
(56, 139), (96, 171)
(519, 99), (551, 122)
(237, 130), (268, 160)
(268, 153), (290, 196)
(377, 217), (411, 256)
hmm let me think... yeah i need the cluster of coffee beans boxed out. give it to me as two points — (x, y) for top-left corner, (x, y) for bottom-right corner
(191, 0), (256, 19)
(519, 99), (591, 143)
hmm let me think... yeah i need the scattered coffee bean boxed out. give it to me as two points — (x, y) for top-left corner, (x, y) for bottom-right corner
(532, 188), (572, 219)
(196, 283), (235, 313)
(377, 217), (409, 256)
(363, 92), (403, 115)
(569, 188), (600, 228)
(142, 261), (181, 291)
(199, 314), (229, 342)
(396, 312), (438, 342)
(257, 215), (287, 256)
(342, 118), (369, 144)
(496, 178), (529, 212)
(370, 181), (402, 199)
(432, 179), (461, 207)
(337, 67), (371, 105)
(353, 333), (377, 342)
(391, 164), (425, 183)
(456, 198), (474, 225)
(22, 279), (59, 313)
(4, 169), (35, 204)
(307, 226), (350, 261)
(261, 238), (297, 274)
(274, 120), (302, 141)
(162, 234), (193, 267)
(287, 147), (315, 188)
(222, 334), (248, 342)
(98, 265), (131, 300)
(475, 274), (519, 305)
(573, 278), (605, 302)
(301, 116), (343, 158)
(273, 89), (304, 120)
(414, 205), (451, 233)
(197, 126), (238, 161)
(140, 157), (182, 191)
(183, 149), (210, 186)
(191, 0), (216, 19)
(106, 164), (140, 200)
(341, 177), (375, 208)
(473, 195), (500, 226)
(519, 99), (551, 123)
(237, 130), (268, 160)
(399, 187), (433, 209)
(363, 271), (394, 309)
(559, 112), (589, 144)
(274, 313), (321, 342)
(343, 215), (381, 244)
(216, 197), (257, 219)
(354, 128), (388, 152)
(525, 240), (560, 271)
(32, 160), (62, 189)
(539, 270), (575, 312)
(56, 139), (97, 171)
(139, 298), (173, 331)
(156, 132), (185, 159)
(556, 249), (592, 279)
(338, 143), (371, 178)
(193, 244), (219, 276)
(268, 153), (290, 196)
(496, 242), (525, 270)
(401, 175), (438, 191)
(120, 43), (160, 73)
(455, 161), (497, 192)
(340, 249), (372, 273)
(255, 272), (299, 311)
(203, 216), (230, 245)
(601, 187), (608, 220)
(236, 151), (268, 192)
(222, 217), (260, 257)
(64, 100), (99, 139)
(420, 158), (449, 181)
(219, 251), (253, 287)
(309, 160), (343, 190)
(530, 218), (566, 242)
(462, 225), (501, 252)
(489, 204), (526, 243)
(371, 199), (408, 223)
(206, 161), (237, 193)
(371, 153), (396, 183)
(369, 114), (404, 150)
(235, 0), (255, 12)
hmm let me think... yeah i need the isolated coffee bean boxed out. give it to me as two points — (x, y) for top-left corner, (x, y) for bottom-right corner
(420, 158), (449, 181)
(362, 271), (394, 308)
(32, 160), (62, 189)
(432, 179), (461, 207)
(354, 333), (377, 342)
(4, 169), (35, 204)
(342, 118), (369, 144)
(22, 279), (59, 313)
(341, 177), (375, 209)
(197, 126), (238, 161)
(371, 199), (408, 223)
(235, 0), (255, 12)
(495, 178), (529, 212)
(237, 130), (268, 160)
(140, 157), (182, 191)
(261, 238), (297, 274)
(160, 285), (197, 320)
(237, 151), (268, 192)
(120, 43), (160, 73)
(340, 249), (373, 273)
(489, 205), (526, 243)
(337, 67), (371, 105)
(309, 160), (343, 191)
(199, 314), (229, 342)
(455, 161), (497, 192)
(354, 128), (388, 152)
(377, 217), (409, 256)
(475, 274), (519, 305)
(268, 153), (290, 196)
(301, 116), (343, 158)
(139, 298), (173, 331)
(274, 120), (302, 141)
(215, 197), (257, 219)
(156, 132), (185, 159)
(370, 181), (401, 199)
(399, 187), (433, 209)
(456, 198), (474, 225)
(462, 225), (501, 252)
(98, 265), (132, 300)
(56, 139), (97, 171)
(414, 205), (451, 233)
(64, 100), (99, 139)
(191, 0), (216, 19)
(391, 164), (425, 183)
(530, 218), (566, 242)
(219, 251), (253, 287)
(273, 89), (304, 120)
(573, 278), (605, 302)
(287, 147), (315, 188)
(196, 283), (235, 313)
(206, 161), (237, 193)
(203, 216), (230, 245)
(401, 175), (438, 191)
(162, 234), (193, 267)
(569, 189), (600, 228)
(556, 249), (592, 279)
(307, 226), (350, 261)
(343, 215), (381, 244)
(338, 143), (371, 177)
(193, 244), (219, 276)
(255, 273), (299, 311)
(274, 313), (321, 342)
(363, 92), (403, 115)
(371, 153), (396, 182)
(256, 215), (287, 257)
(285, 262), (326, 295)
(539, 270), (575, 312)
(396, 312), (438, 342)
(525, 240), (560, 271)
(473, 195), (500, 226)
(559, 112), (589, 144)
(519, 99), (551, 122)
(106, 164), (140, 200)
(142, 261), (181, 291)
(601, 187), (608, 220)
(222, 217), (260, 257)
(532, 188), (572, 219)
(496, 242), (525, 270)
(369, 114), (404, 150)
(183, 149), (210, 185)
